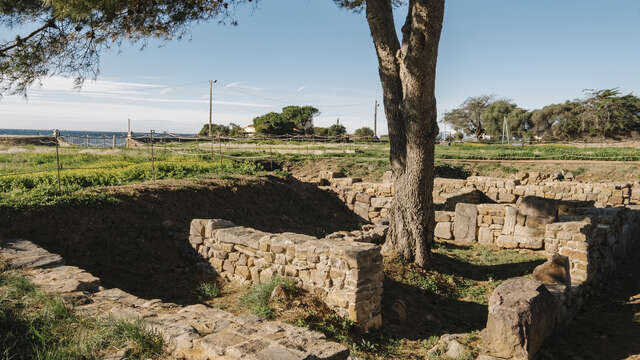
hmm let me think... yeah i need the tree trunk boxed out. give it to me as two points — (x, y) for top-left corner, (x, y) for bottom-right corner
(366, 0), (445, 268)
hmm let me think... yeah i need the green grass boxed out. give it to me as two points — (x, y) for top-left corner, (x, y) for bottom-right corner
(239, 276), (297, 319)
(198, 282), (221, 300)
(0, 270), (164, 360)
(0, 157), (262, 210)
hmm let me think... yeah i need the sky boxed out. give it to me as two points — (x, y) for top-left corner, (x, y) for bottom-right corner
(2, 0), (640, 134)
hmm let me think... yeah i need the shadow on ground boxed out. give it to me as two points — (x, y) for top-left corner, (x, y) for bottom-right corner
(0, 175), (364, 305)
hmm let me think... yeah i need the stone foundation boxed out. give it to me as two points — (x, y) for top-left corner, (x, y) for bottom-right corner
(317, 171), (639, 224)
(189, 219), (384, 330)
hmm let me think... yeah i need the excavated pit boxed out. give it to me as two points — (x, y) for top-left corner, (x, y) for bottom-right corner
(0, 176), (364, 305)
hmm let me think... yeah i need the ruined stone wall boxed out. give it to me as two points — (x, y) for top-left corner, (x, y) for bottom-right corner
(318, 171), (638, 224)
(188, 219), (383, 330)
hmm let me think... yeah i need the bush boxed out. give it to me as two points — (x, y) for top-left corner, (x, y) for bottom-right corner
(198, 282), (221, 300)
(239, 276), (297, 319)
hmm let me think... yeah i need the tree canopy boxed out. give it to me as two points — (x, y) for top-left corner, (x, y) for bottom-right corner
(327, 124), (347, 137)
(252, 105), (319, 135)
(354, 127), (375, 138)
(444, 89), (640, 141)
(198, 123), (244, 137)
(0, 0), (254, 95)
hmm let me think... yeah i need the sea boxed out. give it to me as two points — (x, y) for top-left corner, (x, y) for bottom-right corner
(0, 128), (196, 147)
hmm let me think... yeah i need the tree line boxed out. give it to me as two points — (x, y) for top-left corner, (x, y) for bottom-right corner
(199, 105), (376, 139)
(443, 89), (640, 141)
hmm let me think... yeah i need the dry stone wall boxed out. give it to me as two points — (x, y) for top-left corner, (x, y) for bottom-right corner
(318, 171), (639, 224)
(479, 206), (640, 359)
(189, 219), (384, 330)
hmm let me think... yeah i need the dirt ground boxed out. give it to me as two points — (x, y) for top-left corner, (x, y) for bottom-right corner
(288, 157), (640, 183)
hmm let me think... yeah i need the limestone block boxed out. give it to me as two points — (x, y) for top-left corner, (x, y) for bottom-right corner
(434, 222), (453, 240)
(502, 206), (517, 235)
(354, 201), (370, 220)
(532, 254), (570, 285)
(454, 203), (477, 243)
(370, 197), (393, 208)
(496, 235), (518, 248)
(478, 227), (494, 246)
(481, 278), (558, 360)
(518, 196), (558, 222)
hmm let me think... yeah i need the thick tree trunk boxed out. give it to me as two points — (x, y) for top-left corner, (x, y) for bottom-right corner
(366, 0), (444, 268)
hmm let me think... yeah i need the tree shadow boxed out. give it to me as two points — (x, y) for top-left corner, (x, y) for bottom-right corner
(381, 277), (488, 340)
(0, 176), (365, 305)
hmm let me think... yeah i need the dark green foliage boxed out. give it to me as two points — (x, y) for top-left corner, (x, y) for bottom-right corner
(443, 95), (494, 140)
(354, 127), (375, 138)
(0, 0), (256, 96)
(313, 127), (329, 136)
(252, 106), (319, 135)
(198, 282), (220, 300)
(445, 89), (640, 141)
(327, 124), (347, 137)
(198, 123), (245, 137)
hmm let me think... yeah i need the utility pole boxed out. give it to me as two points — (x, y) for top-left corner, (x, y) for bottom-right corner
(373, 100), (378, 137)
(209, 80), (213, 137)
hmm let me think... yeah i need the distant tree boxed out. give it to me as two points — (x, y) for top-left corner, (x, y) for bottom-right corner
(453, 132), (464, 141)
(327, 124), (347, 138)
(229, 123), (244, 137)
(313, 127), (329, 137)
(529, 102), (579, 139)
(577, 89), (640, 138)
(481, 100), (531, 139)
(354, 127), (375, 138)
(443, 95), (494, 141)
(198, 123), (230, 137)
(281, 106), (319, 135)
(253, 112), (294, 135)
(252, 106), (318, 135)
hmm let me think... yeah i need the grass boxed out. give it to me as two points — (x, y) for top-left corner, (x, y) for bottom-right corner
(0, 157), (262, 210)
(239, 276), (298, 319)
(0, 270), (164, 360)
(198, 282), (221, 300)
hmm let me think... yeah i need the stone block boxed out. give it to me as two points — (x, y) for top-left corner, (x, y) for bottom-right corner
(370, 197), (393, 208)
(454, 203), (477, 243)
(434, 222), (453, 240)
(496, 235), (518, 248)
(502, 206), (517, 235)
(532, 254), (571, 285)
(481, 278), (558, 360)
(478, 227), (494, 246)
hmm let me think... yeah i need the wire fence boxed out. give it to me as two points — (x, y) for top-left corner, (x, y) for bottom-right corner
(2, 132), (640, 197)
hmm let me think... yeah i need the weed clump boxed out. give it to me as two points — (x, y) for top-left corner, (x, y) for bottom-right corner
(198, 282), (221, 300)
(239, 276), (297, 319)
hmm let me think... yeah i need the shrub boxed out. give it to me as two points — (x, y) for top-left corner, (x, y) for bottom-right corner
(198, 282), (221, 300)
(239, 276), (297, 319)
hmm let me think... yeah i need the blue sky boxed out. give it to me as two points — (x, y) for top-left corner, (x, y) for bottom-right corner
(2, 0), (640, 134)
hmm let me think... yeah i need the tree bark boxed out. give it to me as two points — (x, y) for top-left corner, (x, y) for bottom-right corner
(366, 0), (444, 268)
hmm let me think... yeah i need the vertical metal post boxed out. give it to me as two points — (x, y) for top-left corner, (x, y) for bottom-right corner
(218, 134), (223, 168)
(55, 139), (61, 195)
(150, 130), (155, 181)
(112, 135), (116, 149)
(374, 99), (378, 137)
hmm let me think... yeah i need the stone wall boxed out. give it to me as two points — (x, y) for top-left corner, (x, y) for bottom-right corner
(318, 171), (639, 224)
(188, 219), (384, 330)
(479, 206), (640, 359)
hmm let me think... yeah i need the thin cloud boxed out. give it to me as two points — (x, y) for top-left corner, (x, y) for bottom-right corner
(296, 86), (306, 92)
(224, 82), (263, 91)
